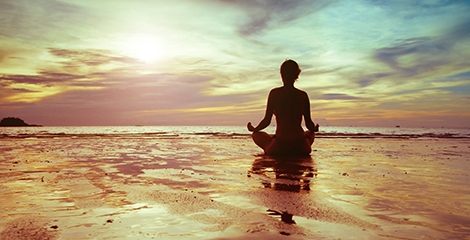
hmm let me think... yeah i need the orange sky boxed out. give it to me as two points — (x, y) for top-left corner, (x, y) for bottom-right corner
(1, 0), (470, 127)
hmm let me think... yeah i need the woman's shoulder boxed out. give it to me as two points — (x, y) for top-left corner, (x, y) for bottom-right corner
(292, 87), (308, 96)
(295, 88), (307, 93)
(270, 86), (307, 95)
(269, 87), (284, 94)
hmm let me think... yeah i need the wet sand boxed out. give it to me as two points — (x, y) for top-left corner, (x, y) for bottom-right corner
(1, 136), (469, 239)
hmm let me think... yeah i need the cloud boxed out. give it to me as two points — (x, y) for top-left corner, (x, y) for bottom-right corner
(0, 71), (260, 125)
(374, 37), (447, 77)
(0, 72), (84, 85)
(344, 15), (470, 105)
(449, 19), (470, 40)
(48, 48), (135, 67)
(0, 48), (141, 84)
(321, 93), (362, 101)
(0, 0), (87, 42)
(0, 47), (144, 106)
(219, 0), (332, 36)
(373, 17), (470, 79)
(1, 47), (137, 86)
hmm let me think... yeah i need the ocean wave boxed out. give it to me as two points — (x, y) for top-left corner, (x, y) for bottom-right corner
(316, 132), (469, 139)
(1, 131), (468, 139)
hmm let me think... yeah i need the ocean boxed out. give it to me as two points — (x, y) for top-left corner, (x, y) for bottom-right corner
(1, 125), (469, 139)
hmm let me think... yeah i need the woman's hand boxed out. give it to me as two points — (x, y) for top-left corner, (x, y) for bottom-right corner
(247, 122), (256, 132)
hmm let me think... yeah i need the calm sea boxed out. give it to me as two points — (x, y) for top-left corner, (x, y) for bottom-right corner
(1, 126), (469, 139)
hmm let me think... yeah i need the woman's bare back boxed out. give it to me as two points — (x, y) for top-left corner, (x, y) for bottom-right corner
(269, 86), (308, 141)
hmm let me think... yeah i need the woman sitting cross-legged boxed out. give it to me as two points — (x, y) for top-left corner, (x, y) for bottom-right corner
(247, 59), (319, 156)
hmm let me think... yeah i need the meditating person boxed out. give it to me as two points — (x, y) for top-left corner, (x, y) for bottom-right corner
(247, 59), (319, 156)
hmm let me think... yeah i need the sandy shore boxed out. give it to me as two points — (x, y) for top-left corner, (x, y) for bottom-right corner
(1, 136), (469, 239)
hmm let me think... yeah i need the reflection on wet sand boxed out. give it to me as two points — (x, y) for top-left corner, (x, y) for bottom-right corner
(249, 155), (316, 225)
(245, 154), (383, 238)
(250, 155), (316, 193)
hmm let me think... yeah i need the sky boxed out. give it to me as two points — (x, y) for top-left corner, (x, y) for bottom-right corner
(1, 0), (469, 127)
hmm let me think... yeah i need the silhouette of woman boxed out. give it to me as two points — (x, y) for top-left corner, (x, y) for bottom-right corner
(247, 59), (319, 156)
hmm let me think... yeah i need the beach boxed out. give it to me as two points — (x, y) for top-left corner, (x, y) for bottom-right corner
(0, 127), (469, 239)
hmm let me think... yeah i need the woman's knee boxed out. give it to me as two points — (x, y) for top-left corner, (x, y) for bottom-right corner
(305, 130), (315, 145)
(251, 131), (272, 149)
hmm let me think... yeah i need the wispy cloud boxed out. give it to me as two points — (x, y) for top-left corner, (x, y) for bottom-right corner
(219, 0), (332, 37)
(48, 48), (136, 67)
(0, 72), (84, 85)
(0, 0), (88, 42)
(321, 93), (364, 101)
(1, 71), (261, 125)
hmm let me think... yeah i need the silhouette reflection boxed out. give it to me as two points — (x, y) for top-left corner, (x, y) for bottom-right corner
(250, 155), (316, 193)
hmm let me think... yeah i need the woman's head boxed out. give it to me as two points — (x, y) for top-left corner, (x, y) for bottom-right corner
(280, 59), (301, 84)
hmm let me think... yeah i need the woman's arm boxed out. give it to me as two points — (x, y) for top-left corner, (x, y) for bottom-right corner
(247, 90), (275, 132)
(303, 92), (319, 132)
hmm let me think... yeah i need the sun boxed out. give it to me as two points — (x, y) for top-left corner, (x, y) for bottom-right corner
(119, 35), (164, 63)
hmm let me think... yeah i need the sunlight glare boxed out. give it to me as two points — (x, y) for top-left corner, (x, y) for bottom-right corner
(120, 36), (164, 63)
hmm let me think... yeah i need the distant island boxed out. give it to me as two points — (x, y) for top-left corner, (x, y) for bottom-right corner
(0, 117), (42, 127)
